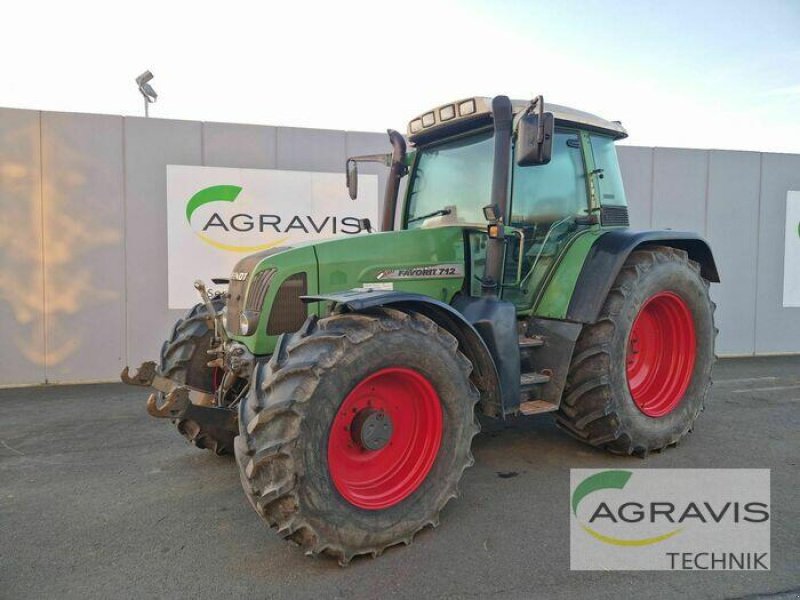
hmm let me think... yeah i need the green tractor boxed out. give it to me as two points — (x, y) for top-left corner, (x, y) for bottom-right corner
(123, 95), (718, 564)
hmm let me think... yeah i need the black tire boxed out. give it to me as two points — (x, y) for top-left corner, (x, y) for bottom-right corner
(235, 307), (480, 565)
(556, 246), (716, 456)
(158, 296), (233, 455)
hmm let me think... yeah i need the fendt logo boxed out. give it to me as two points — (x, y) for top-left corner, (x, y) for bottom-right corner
(185, 184), (365, 253)
(570, 469), (770, 571)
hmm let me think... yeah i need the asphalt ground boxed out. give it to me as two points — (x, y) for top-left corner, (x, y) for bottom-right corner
(1, 356), (798, 600)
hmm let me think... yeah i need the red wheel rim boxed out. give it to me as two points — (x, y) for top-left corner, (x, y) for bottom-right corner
(327, 367), (443, 510)
(626, 291), (696, 417)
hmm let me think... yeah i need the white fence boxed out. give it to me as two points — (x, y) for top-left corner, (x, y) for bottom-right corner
(1, 107), (798, 385)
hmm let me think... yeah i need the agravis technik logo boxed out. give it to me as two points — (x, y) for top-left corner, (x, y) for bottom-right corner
(570, 469), (770, 570)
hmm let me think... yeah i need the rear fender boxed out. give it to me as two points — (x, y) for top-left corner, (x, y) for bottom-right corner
(567, 230), (720, 324)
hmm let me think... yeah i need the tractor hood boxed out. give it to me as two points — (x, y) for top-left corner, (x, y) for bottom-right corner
(314, 226), (467, 297)
(225, 226), (470, 355)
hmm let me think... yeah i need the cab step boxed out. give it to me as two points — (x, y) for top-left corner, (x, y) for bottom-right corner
(518, 400), (558, 416)
(520, 372), (551, 388)
(518, 335), (545, 349)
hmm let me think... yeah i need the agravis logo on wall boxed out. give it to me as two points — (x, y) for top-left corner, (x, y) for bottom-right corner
(167, 165), (378, 308)
(570, 469), (770, 570)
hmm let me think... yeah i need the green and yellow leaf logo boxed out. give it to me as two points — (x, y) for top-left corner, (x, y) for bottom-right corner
(572, 470), (682, 546)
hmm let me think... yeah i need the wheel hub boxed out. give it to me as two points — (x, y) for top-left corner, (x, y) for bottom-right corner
(351, 408), (393, 451)
(327, 367), (443, 510)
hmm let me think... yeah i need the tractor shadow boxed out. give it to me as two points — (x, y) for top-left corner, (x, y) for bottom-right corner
(472, 412), (618, 468)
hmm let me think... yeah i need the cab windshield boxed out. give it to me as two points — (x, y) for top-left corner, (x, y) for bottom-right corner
(405, 131), (493, 229)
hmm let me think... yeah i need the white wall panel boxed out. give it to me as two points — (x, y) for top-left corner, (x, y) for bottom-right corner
(124, 117), (202, 367)
(41, 112), (126, 382)
(0, 109), (46, 385)
(617, 146), (653, 229)
(203, 122), (277, 169)
(755, 153), (800, 353)
(652, 148), (708, 233)
(706, 151), (761, 355)
(276, 127), (346, 173)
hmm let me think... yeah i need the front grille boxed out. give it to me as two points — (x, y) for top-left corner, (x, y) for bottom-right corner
(245, 269), (275, 312)
(267, 273), (308, 335)
(224, 248), (286, 336)
(600, 205), (630, 227)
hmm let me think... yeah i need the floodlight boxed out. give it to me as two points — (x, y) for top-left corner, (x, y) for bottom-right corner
(135, 70), (158, 117)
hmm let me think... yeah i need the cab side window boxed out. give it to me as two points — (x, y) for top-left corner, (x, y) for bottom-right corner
(510, 130), (587, 225)
(589, 134), (627, 206)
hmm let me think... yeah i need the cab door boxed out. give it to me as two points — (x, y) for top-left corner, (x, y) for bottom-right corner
(501, 128), (594, 311)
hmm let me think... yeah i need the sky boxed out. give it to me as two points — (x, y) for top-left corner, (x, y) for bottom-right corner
(1, 0), (798, 152)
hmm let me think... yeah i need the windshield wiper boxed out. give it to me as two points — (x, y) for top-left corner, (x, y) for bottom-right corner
(407, 208), (452, 224)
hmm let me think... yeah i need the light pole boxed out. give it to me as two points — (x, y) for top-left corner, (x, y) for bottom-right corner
(135, 71), (158, 117)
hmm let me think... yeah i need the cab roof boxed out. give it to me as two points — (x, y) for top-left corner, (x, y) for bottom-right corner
(407, 96), (627, 144)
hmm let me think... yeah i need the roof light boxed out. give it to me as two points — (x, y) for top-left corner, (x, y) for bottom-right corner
(458, 99), (476, 116)
(421, 112), (436, 127)
(439, 104), (456, 121)
(409, 119), (423, 133)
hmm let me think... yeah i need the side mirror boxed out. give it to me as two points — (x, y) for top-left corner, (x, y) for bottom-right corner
(345, 159), (358, 200)
(516, 112), (554, 166)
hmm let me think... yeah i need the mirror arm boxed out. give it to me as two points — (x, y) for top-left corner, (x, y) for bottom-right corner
(345, 152), (393, 202)
(344, 132), (407, 230)
(512, 94), (548, 163)
(348, 153), (393, 166)
(535, 95), (545, 148)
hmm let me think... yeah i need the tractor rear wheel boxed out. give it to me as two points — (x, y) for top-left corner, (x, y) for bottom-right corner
(556, 246), (716, 456)
(235, 307), (480, 564)
(158, 296), (234, 455)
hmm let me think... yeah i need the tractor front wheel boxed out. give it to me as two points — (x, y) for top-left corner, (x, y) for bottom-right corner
(158, 296), (234, 455)
(556, 246), (716, 455)
(234, 308), (479, 564)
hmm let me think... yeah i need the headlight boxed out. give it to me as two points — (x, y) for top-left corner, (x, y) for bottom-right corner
(239, 310), (261, 336)
(239, 312), (252, 336)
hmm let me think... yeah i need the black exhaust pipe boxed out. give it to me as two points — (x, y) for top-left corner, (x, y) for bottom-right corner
(482, 95), (513, 296)
(381, 129), (407, 231)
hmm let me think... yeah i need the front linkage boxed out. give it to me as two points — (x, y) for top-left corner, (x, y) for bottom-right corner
(121, 280), (247, 454)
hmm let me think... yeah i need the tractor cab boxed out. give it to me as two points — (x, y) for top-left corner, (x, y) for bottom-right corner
(401, 96), (630, 310)
(346, 95), (631, 314)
